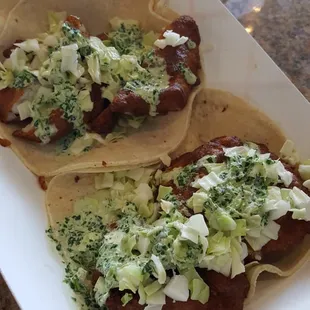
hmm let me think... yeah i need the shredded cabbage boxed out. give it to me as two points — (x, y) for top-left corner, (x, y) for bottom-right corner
(192, 172), (224, 191)
(133, 183), (154, 214)
(299, 164), (310, 181)
(289, 187), (310, 220)
(154, 30), (188, 49)
(160, 200), (174, 214)
(95, 173), (114, 189)
(180, 225), (199, 244)
(187, 191), (208, 214)
(224, 146), (250, 157)
(117, 263), (143, 292)
(87, 54), (101, 84)
(151, 255), (166, 285)
(127, 168), (145, 181)
(78, 89), (94, 112)
(157, 185), (173, 201)
(145, 281), (162, 296)
(68, 133), (105, 155)
(303, 180), (310, 190)
(137, 236), (150, 255)
(138, 283), (147, 305)
(43, 35), (58, 47)
(268, 200), (290, 221)
(146, 289), (166, 306)
(0, 66), (13, 89)
(189, 278), (210, 304)
(261, 221), (280, 240)
(10, 48), (28, 71)
(199, 232), (245, 278)
(230, 239), (245, 278)
(94, 277), (109, 306)
(185, 214), (209, 237)
(280, 140), (299, 166)
(15, 39), (40, 53)
(163, 275), (189, 302)
(144, 305), (163, 310)
(216, 212), (237, 231)
(17, 100), (31, 120)
(121, 293), (133, 306)
(61, 44), (85, 78)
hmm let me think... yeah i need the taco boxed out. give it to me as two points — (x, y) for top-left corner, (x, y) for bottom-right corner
(46, 167), (250, 310)
(46, 135), (310, 309)
(172, 88), (310, 301)
(0, 0), (203, 176)
(157, 135), (310, 301)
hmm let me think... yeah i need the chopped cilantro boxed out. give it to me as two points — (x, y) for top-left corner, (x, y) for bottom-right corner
(176, 164), (198, 187)
(12, 70), (36, 88)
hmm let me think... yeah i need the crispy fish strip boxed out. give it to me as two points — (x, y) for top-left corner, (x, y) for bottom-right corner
(110, 15), (201, 116)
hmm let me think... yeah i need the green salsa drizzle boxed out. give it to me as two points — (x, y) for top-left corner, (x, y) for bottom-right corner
(109, 23), (144, 56)
(3, 17), (172, 146)
(47, 172), (207, 308)
(178, 62), (197, 85)
(203, 153), (276, 220)
(108, 23), (170, 116)
(12, 70), (36, 88)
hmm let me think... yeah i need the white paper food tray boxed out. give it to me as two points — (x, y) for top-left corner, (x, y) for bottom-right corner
(0, 0), (310, 309)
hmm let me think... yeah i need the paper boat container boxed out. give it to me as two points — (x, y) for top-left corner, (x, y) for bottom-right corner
(1, 0), (310, 309)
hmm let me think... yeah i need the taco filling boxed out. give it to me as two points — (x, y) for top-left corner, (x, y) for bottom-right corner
(48, 167), (249, 309)
(159, 136), (310, 264)
(47, 136), (310, 309)
(0, 12), (201, 152)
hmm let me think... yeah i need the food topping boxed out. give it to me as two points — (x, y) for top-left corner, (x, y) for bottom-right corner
(154, 30), (189, 49)
(1, 13), (201, 150)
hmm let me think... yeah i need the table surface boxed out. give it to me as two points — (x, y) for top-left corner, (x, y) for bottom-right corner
(1, 0), (310, 309)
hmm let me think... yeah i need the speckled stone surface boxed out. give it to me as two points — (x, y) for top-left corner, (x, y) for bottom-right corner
(223, 0), (310, 100)
(0, 275), (19, 310)
(1, 0), (310, 309)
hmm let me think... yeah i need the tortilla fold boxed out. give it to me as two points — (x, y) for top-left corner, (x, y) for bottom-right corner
(0, 0), (203, 176)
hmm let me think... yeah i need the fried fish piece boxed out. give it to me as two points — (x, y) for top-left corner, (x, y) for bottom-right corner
(12, 83), (113, 143)
(2, 40), (23, 58)
(84, 82), (117, 134)
(111, 90), (149, 115)
(258, 213), (309, 263)
(0, 88), (24, 122)
(13, 109), (73, 143)
(12, 125), (41, 143)
(110, 15), (201, 116)
(83, 83), (106, 124)
(167, 136), (242, 170)
(105, 270), (249, 310)
(89, 106), (116, 134)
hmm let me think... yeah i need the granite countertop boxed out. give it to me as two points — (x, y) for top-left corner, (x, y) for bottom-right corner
(223, 0), (310, 100)
(1, 0), (309, 309)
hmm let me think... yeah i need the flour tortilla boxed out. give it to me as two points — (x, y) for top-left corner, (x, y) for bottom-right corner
(46, 92), (310, 304)
(0, 0), (203, 176)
